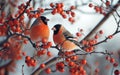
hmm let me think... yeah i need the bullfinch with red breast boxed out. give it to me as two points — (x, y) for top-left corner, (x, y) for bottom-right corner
(30, 16), (50, 42)
(52, 24), (82, 52)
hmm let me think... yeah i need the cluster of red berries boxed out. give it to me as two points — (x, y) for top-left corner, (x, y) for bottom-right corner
(36, 49), (52, 57)
(17, 1), (44, 19)
(7, 2), (32, 34)
(105, 56), (119, 68)
(56, 62), (65, 72)
(42, 41), (53, 49)
(66, 58), (87, 75)
(60, 52), (78, 63)
(106, 56), (115, 63)
(45, 68), (51, 74)
(0, 36), (23, 61)
(69, 64), (87, 75)
(37, 49), (46, 56)
(50, 3), (76, 23)
(39, 63), (51, 74)
(89, 0), (111, 16)
(36, 39), (52, 57)
(26, 7), (45, 19)
(25, 56), (37, 67)
(81, 30), (104, 52)
(0, 12), (7, 36)
(0, 25), (7, 36)
(8, 19), (23, 33)
(81, 39), (96, 52)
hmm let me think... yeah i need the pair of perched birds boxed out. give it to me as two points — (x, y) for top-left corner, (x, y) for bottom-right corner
(30, 16), (80, 52)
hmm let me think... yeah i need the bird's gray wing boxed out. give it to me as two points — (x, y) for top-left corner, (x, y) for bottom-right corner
(63, 30), (74, 39)
(63, 29), (86, 53)
(31, 18), (40, 28)
(63, 30), (80, 47)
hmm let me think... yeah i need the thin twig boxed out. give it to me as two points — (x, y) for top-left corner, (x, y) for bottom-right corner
(22, 65), (24, 75)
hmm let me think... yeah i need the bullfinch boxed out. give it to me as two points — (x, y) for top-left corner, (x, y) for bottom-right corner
(30, 16), (50, 42)
(52, 24), (82, 52)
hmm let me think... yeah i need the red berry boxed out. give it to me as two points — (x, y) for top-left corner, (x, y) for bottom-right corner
(68, 61), (75, 67)
(51, 9), (57, 15)
(114, 70), (119, 75)
(30, 59), (36, 67)
(81, 59), (87, 65)
(110, 58), (115, 63)
(37, 50), (42, 56)
(59, 68), (65, 72)
(108, 35), (113, 39)
(89, 3), (93, 7)
(94, 35), (99, 39)
(26, 56), (31, 60)
(65, 58), (71, 62)
(95, 68), (100, 73)
(47, 42), (52, 47)
(22, 52), (26, 56)
(106, 56), (110, 60)
(70, 6), (76, 10)
(68, 17), (73, 22)
(76, 32), (81, 37)
(69, 67), (76, 73)
(56, 3), (62, 8)
(23, 39), (28, 44)
(47, 51), (52, 56)
(99, 30), (103, 34)
(40, 8), (44, 13)
(70, 56), (78, 61)
(50, 3), (54, 7)
(45, 68), (51, 74)
(41, 49), (46, 55)
(94, 6), (100, 12)
(106, 1), (110, 6)
(42, 38), (47, 43)
(40, 63), (46, 68)
(113, 63), (118, 67)
(62, 14), (67, 19)
(71, 12), (75, 17)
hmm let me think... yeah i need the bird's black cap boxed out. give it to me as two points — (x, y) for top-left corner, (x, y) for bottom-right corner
(53, 24), (62, 35)
(40, 16), (49, 25)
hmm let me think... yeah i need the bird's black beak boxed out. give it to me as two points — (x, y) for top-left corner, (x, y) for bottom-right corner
(46, 18), (49, 21)
(51, 27), (56, 31)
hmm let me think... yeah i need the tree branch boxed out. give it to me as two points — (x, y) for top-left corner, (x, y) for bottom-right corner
(31, 57), (58, 75)
(81, 0), (120, 41)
